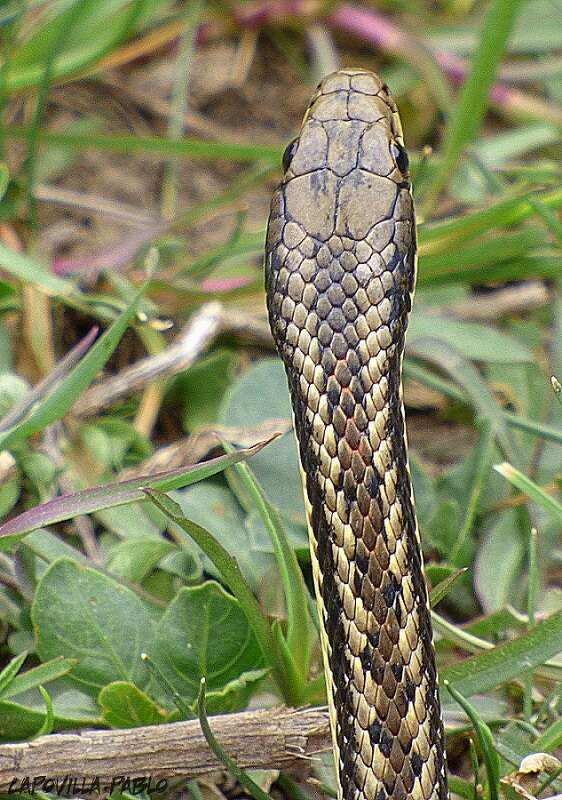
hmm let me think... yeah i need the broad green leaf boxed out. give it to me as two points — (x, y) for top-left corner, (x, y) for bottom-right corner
(0, 435), (276, 548)
(20, 529), (89, 567)
(246, 511), (308, 554)
(99, 681), (171, 728)
(159, 549), (202, 584)
(0, 374), (29, 420)
(107, 537), (176, 583)
(408, 314), (532, 363)
(95, 503), (162, 540)
(0, 685), (99, 742)
(405, 359), (562, 447)
(171, 482), (274, 591)
(149, 582), (264, 707)
(424, 499), (460, 557)
(464, 607), (527, 640)
(450, 421), (496, 566)
(143, 489), (291, 703)
(440, 608), (562, 700)
(178, 348), (236, 431)
(80, 418), (152, 471)
(475, 510), (526, 613)
(31, 558), (154, 693)
(220, 359), (304, 525)
(0, 697), (60, 742)
(202, 669), (269, 715)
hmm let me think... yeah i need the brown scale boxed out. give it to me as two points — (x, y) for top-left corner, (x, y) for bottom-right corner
(265, 70), (448, 800)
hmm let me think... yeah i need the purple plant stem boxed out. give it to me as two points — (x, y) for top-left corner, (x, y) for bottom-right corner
(200, 275), (253, 291)
(53, 224), (163, 276)
(232, 1), (526, 112)
(328, 4), (513, 105)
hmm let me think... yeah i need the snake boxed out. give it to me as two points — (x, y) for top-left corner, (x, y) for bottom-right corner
(264, 69), (448, 800)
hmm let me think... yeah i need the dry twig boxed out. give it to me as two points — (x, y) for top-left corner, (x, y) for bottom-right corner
(0, 707), (330, 790)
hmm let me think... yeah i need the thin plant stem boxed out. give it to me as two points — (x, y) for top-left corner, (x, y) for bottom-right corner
(524, 527), (539, 721)
(161, 0), (204, 220)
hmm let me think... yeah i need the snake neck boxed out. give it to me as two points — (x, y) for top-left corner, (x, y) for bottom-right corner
(265, 68), (448, 800)
(265, 232), (448, 800)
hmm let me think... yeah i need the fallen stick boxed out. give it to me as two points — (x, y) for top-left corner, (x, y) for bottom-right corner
(0, 707), (330, 791)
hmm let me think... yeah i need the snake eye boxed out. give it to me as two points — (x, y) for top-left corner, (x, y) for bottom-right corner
(391, 141), (409, 174)
(282, 138), (298, 172)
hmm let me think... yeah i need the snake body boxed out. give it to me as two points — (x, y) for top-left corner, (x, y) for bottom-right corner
(264, 70), (448, 800)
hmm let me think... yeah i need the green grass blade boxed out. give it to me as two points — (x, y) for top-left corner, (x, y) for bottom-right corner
(196, 678), (274, 800)
(535, 717), (562, 752)
(405, 360), (562, 446)
(1, 658), (76, 699)
(419, 188), (562, 247)
(140, 652), (192, 718)
(0, 241), (75, 297)
(24, 0), (87, 227)
(494, 463), (562, 524)
(529, 196), (562, 246)
(0, 0), (26, 160)
(524, 527), (539, 720)
(419, 229), (548, 285)
(0, 651), (27, 696)
(0, 327), (98, 432)
(408, 338), (516, 464)
(445, 680), (500, 800)
(0, 283), (145, 451)
(32, 686), (55, 738)
(422, 0), (524, 213)
(160, 0), (202, 220)
(6, 0), (149, 93)
(5, 127), (281, 162)
(227, 455), (310, 688)
(429, 568), (467, 608)
(0, 436), (276, 545)
(448, 776), (475, 800)
(440, 608), (562, 700)
(433, 610), (562, 683)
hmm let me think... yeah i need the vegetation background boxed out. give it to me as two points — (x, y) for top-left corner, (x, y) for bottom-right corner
(0, 0), (561, 798)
